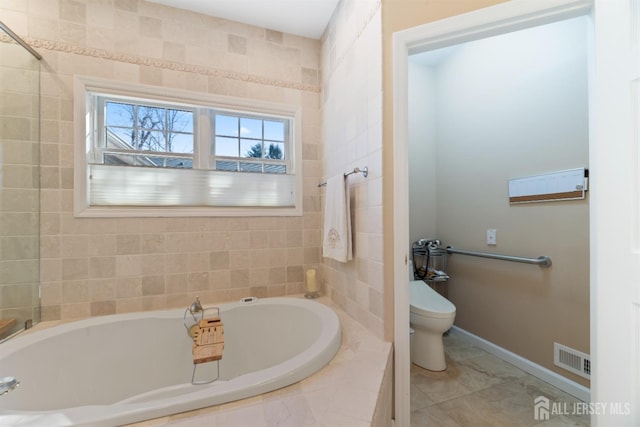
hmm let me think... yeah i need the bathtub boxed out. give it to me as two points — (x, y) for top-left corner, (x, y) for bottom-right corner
(0, 297), (341, 427)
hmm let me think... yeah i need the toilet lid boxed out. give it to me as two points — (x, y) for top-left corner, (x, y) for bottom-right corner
(409, 280), (456, 319)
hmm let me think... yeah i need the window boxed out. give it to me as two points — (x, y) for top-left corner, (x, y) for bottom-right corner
(74, 77), (302, 217)
(213, 114), (288, 174)
(101, 100), (195, 169)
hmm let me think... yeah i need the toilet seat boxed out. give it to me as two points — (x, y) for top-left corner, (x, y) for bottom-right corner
(409, 280), (455, 319)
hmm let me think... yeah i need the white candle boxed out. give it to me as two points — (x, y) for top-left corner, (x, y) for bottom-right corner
(306, 269), (317, 293)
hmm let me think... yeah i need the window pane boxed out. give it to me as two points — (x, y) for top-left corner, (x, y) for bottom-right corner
(146, 156), (167, 167)
(240, 162), (262, 172)
(169, 109), (193, 134)
(216, 115), (238, 137)
(264, 120), (284, 142)
(265, 142), (284, 160)
(241, 139), (262, 158)
(102, 153), (155, 167)
(103, 153), (135, 165)
(172, 158), (193, 168)
(106, 127), (136, 148)
(105, 102), (135, 127)
(146, 157), (192, 169)
(264, 164), (286, 174)
(168, 133), (193, 154)
(137, 130), (165, 152)
(215, 136), (239, 157)
(216, 160), (238, 171)
(138, 106), (165, 131)
(240, 118), (262, 139)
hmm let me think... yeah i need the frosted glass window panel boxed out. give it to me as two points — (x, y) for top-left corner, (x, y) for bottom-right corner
(89, 164), (295, 207)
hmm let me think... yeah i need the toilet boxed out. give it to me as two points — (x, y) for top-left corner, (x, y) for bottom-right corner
(409, 280), (456, 371)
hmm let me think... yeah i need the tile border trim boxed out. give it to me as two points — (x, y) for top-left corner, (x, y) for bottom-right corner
(0, 35), (321, 94)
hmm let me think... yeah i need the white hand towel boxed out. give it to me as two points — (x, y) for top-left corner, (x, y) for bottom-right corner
(322, 174), (352, 262)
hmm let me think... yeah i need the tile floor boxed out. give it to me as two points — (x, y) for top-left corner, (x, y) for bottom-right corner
(410, 333), (590, 427)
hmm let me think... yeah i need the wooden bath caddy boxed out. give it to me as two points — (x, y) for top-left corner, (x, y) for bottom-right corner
(192, 317), (224, 364)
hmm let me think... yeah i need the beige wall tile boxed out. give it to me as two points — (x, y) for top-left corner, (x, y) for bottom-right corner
(62, 280), (88, 303)
(61, 302), (89, 319)
(88, 278), (115, 302)
(321, 0), (384, 337)
(116, 234), (140, 255)
(139, 254), (165, 276)
(89, 257), (116, 279)
(10, 0), (325, 322)
(90, 300), (115, 316)
(166, 273), (187, 294)
(116, 298), (142, 314)
(116, 277), (141, 299)
(61, 257), (88, 280)
(141, 275), (165, 296)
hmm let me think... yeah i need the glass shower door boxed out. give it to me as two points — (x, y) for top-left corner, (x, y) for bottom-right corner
(0, 22), (41, 340)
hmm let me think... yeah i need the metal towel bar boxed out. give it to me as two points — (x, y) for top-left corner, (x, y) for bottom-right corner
(317, 166), (368, 187)
(446, 246), (552, 268)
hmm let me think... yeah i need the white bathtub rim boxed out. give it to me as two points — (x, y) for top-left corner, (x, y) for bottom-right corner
(0, 297), (334, 361)
(1, 297), (322, 352)
(0, 297), (342, 427)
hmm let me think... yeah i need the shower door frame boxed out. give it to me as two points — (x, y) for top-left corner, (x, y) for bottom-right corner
(0, 21), (42, 341)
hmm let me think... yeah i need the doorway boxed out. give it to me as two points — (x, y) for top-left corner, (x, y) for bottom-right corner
(406, 13), (590, 422)
(393, 0), (640, 425)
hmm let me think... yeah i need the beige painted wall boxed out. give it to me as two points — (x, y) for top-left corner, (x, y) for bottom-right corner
(408, 61), (437, 244)
(381, 0), (507, 341)
(0, 0), (323, 320)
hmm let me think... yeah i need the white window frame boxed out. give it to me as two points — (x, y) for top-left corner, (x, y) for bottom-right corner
(73, 76), (303, 217)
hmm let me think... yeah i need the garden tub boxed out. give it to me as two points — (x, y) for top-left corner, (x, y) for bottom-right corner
(0, 296), (341, 426)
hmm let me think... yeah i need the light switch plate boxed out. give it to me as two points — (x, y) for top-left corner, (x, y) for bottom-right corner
(487, 229), (497, 245)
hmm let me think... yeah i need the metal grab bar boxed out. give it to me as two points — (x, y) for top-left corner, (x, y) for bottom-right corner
(446, 246), (552, 268)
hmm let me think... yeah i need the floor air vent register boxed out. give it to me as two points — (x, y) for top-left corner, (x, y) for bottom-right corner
(554, 342), (591, 379)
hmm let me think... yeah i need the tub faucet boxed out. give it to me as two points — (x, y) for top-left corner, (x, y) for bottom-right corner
(189, 296), (203, 316)
(0, 377), (19, 396)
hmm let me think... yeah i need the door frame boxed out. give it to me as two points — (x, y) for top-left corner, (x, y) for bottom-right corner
(392, 1), (594, 425)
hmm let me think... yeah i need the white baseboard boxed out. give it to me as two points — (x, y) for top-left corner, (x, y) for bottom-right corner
(449, 326), (591, 403)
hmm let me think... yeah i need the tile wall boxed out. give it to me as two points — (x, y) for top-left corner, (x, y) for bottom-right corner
(0, 0), (323, 321)
(321, 0), (384, 338)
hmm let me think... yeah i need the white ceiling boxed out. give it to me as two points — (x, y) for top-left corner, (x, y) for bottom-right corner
(147, 0), (339, 40)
